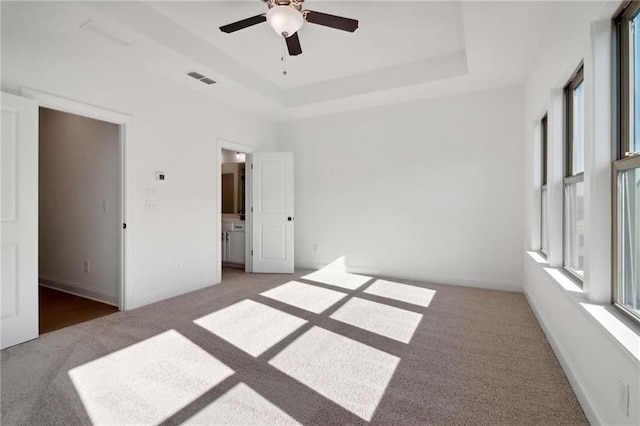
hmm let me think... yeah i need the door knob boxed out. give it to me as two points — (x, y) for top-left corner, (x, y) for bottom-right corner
(287, 217), (293, 221)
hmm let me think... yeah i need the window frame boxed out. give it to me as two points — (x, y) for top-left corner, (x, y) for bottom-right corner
(618, 1), (640, 160)
(541, 114), (548, 256)
(566, 66), (585, 177)
(613, 0), (640, 323)
(563, 65), (585, 282)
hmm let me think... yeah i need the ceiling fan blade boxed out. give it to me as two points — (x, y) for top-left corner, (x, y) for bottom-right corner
(286, 32), (302, 56)
(220, 14), (266, 33)
(304, 10), (358, 32)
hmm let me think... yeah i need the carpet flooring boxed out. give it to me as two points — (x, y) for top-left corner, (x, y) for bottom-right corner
(1, 269), (587, 425)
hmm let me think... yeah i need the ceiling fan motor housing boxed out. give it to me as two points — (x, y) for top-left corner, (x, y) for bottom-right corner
(263, 0), (304, 12)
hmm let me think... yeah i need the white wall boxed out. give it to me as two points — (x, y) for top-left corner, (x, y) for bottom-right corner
(278, 85), (524, 291)
(523, 1), (640, 424)
(39, 108), (120, 305)
(1, 6), (277, 309)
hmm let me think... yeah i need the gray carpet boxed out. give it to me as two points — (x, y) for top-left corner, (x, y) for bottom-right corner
(1, 269), (587, 425)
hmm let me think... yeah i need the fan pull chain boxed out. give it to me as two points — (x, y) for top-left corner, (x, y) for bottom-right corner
(281, 37), (287, 76)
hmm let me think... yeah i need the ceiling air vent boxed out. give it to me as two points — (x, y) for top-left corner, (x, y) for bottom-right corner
(187, 72), (205, 80)
(187, 71), (216, 85)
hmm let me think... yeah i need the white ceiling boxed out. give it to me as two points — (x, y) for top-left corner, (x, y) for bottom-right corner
(147, 1), (465, 89)
(2, 1), (557, 121)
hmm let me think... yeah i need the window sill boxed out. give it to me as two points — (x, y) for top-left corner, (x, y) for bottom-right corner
(526, 251), (640, 364)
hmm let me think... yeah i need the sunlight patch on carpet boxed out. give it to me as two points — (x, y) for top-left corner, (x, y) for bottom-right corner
(260, 281), (347, 314)
(68, 330), (234, 425)
(302, 270), (372, 290)
(364, 279), (436, 307)
(184, 382), (300, 425)
(269, 326), (399, 421)
(194, 300), (307, 357)
(330, 297), (422, 343)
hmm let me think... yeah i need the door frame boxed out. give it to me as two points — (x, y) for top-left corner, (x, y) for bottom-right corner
(21, 88), (132, 311)
(217, 138), (253, 280)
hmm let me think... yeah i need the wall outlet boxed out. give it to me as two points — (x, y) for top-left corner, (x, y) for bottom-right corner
(618, 377), (629, 417)
(83, 261), (90, 273)
(145, 200), (157, 211)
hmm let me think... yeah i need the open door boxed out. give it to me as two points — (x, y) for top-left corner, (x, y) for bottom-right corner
(1, 92), (38, 349)
(251, 152), (294, 273)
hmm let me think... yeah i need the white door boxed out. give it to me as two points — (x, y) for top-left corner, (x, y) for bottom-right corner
(251, 152), (294, 273)
(1, 92), (39, 349)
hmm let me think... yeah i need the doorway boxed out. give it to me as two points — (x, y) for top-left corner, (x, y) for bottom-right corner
(216, 144), (296, 279)
(38, 107), (122, 333)
(218, 140), (253, 282)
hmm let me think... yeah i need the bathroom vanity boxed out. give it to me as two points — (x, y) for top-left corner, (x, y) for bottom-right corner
(222, 218), (245, 267)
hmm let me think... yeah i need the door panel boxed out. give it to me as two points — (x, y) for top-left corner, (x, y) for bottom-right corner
(1, 245), (18, 318)
(1, 107), (17, 220)
(1, 92), (38, 349)
(260, 159), (286, 213)
(252, 153), (294, 273)
(261, 226), (286, 260)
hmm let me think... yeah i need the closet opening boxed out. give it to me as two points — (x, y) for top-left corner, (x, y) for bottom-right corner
(38, 107), (122, 333)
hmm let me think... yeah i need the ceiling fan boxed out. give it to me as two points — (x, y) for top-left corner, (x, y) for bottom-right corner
(219, 0), (359, 56)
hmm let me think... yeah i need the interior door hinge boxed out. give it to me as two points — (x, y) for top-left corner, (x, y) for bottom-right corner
(251, 207), (253, 213)
(123, 223), (127, 229)
(251, 163), (253, 170)
(251, 250), (253, 256)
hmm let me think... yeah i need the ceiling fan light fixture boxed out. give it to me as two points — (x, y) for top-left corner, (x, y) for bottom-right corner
(266, 5), (304, 37)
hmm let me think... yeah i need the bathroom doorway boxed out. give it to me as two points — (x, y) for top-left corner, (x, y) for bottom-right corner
(217, 140), (253, 282)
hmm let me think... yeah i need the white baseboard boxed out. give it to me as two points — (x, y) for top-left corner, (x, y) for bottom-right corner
(39, 276), (119, 306)
(524, 290), (604, 426)
(128, 279), (219, 310)
(295, 262), (523, 293)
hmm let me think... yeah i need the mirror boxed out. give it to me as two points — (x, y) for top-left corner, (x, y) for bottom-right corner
(221, 161), (245, 215)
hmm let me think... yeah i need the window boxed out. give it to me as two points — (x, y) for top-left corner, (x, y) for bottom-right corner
(541, 115), (549, 255)
(564, 66), (585, 280)
(615, 1), (640, 322)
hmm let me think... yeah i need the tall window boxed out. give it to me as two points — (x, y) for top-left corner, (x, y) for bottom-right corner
(564, 66), (585, 280)
(541, 115), (549, 255)
(615, 1), (640, 322)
